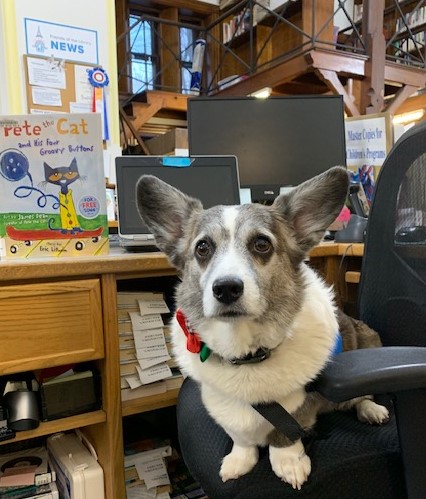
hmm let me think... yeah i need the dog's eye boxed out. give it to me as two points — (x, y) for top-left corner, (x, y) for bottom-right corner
(253, 236), (272, 254)
(195, 240), (211, 258)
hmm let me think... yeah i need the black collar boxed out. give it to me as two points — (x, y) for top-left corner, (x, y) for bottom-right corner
(176, 309), (273, 365)
(229, 346), (271, 365)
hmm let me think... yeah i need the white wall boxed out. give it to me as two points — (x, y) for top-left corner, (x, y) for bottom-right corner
(0, 4), (6, 113)
(0, 0), (120, 168)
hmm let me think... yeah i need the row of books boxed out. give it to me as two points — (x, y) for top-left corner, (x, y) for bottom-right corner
(222, 8), (251, 44)
(395, 31), (426, 57)
(396, 6), (426, 32)
(117, 291), (183, 402)
(0, 446), (57, 499)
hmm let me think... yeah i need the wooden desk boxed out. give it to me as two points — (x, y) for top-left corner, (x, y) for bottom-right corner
(0, 243), (363, 497)
(308, 242), (364, 316)
(0, 249), (176, 499)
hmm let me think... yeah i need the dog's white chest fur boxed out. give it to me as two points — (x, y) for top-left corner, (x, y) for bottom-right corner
(171, 264), (338, 420)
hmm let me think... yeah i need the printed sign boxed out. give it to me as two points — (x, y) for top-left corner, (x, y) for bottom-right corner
(25, 18), (98, 64)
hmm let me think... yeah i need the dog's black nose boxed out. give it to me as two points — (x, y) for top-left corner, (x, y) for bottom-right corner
(212, 277), (244, 304)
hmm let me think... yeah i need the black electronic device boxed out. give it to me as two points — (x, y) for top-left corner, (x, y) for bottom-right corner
(334, 214), (368, 243)
(187, 95), (347, 203)
(115, 155), (241, 250)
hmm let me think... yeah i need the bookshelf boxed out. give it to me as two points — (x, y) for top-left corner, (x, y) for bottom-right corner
(214, 0), (335, 85)
(0, 249), (177, 499)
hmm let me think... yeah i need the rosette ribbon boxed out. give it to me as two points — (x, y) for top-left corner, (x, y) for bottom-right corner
(87, 67), (110, 140)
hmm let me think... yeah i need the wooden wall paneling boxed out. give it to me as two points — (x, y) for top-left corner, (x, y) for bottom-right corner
(159, 7), (180, 91)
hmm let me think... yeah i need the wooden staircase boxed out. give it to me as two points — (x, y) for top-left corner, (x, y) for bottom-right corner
(119, 91), (189, 153)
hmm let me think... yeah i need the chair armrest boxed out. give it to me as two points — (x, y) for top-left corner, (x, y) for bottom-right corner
(314, 346), (426, 402)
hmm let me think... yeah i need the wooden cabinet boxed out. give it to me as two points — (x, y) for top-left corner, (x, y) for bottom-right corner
(308, 242), (364, 318)
(0, 250), (176, 499)
(0, 279), (103, 373)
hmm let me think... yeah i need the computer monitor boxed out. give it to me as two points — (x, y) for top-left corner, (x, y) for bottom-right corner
(188, 95), (347, 203)
(115, 155), (240, 250)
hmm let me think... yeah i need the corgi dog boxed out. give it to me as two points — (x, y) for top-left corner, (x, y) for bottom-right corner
(135, 167), (389, 490)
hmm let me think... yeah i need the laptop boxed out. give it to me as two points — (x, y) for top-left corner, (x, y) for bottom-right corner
(115, 155), (240, 250)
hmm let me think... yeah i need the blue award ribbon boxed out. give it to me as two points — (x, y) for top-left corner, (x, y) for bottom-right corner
(87, 67), (110, 140)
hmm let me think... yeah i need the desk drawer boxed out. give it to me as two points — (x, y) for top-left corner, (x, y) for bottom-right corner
(0, 279), (104, 374)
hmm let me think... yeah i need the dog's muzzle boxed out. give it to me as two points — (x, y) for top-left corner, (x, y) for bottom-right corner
(212, 277), (244, 305)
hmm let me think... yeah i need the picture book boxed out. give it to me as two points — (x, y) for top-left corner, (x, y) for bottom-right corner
(0, 113), (109, 259)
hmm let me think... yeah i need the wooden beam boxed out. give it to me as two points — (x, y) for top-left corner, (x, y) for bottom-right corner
(384, 61), (426, 88)
(116, 0), (130, 93)
(131, 100), (164, 130)
(145, 90), (188, 111)
(215, 51), (312, 96)
(385, 84), (418, 115)
(360, 0), (385, 114)
(391, 91), (426, 115)
(159, 7), (180, 92)
(119, 105), (151, 154)
(128, 0), (218, 16)
(308, 49), (367, 77)
(316, 68), (361, 116)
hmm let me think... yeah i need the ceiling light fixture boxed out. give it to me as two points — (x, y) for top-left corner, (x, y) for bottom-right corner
(250, 87), (272, 99)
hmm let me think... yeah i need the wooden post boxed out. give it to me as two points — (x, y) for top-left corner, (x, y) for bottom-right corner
(115, 0), (130, 94)
(361, 0), (386, 114)
(159, 8), (180, 92)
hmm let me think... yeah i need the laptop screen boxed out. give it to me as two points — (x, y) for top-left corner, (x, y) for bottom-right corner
(115, 155), (240, 244)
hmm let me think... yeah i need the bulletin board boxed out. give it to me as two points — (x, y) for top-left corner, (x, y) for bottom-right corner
(23, 54), (96, 114)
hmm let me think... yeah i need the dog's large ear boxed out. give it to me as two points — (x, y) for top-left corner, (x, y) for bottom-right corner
(136, 175), (203, 268)
(274, 166), (349, 252)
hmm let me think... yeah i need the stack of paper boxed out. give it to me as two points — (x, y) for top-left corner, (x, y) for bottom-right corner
(117, 292), (183, 401)
(124, 441), (173, 499)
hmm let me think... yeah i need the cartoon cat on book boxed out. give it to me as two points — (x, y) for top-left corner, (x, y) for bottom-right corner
(42, 158), (85, 233)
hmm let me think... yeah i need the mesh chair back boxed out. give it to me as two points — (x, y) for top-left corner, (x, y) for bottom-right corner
(358, 121), (426, 347)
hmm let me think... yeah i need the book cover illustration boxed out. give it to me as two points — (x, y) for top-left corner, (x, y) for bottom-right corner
(0, 114), (109, 258)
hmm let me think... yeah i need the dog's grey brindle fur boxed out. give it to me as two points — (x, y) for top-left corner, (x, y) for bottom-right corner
(135, 167), (389, 489)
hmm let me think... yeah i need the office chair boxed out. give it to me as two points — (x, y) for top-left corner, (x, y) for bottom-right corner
(176, 121), (426, 499)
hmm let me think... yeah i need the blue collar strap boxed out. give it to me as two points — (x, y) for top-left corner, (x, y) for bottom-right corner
(331, 332), (343, 357)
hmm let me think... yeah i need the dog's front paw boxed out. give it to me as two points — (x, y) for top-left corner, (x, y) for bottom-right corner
(356, 399), (390, 425)
(269, 441), (311, 490)
(220, 444), (258, 482)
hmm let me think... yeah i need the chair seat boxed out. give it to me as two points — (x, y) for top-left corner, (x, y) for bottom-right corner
(177, 377), (406, 499)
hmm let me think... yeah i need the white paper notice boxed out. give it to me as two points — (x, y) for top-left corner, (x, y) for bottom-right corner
(32, 86), (62, 107)
(69, 102), (91, 114)
(74, 65), (93, 103)
(133, 328), (169, 358)
(125, 374), (143, 389)
(126, 483), (157, 499)
(27, 57), (66, 89)
(138, 295), (170, 315)
(129, 313), (164, 331)
(135, 455), (170, 490)
(137, 354), (171, 370)
(136, 363), (172, 385)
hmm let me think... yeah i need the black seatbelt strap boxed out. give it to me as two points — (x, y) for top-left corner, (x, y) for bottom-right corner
(252, 401), (308, 442)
